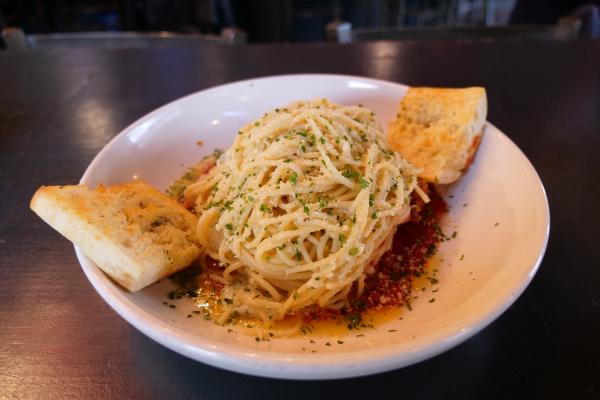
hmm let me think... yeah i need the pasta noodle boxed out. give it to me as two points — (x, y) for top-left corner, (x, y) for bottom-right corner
(187, 99), (419, 324)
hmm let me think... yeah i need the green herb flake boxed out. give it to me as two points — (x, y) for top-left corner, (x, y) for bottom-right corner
(349, 247), (359, 256)
(290, 171), (298, 186)
(346, 314), (362, 330)
(300, 324), (315, 334)
(342, 169), (359, 180)
(426, 244), (436, 255)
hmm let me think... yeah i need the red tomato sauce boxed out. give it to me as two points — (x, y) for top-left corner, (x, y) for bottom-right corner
(299, 184), (447, 324)
(171, 183), (447, 328)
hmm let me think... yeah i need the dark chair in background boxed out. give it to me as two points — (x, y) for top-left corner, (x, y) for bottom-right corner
(1, 28), (245, 51)
(1, 0), (597, 49)
(0, 0), (245, 50)
(328, 18), (582, 43)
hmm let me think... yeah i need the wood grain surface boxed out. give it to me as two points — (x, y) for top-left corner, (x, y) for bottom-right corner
(0, 40), (599, 399)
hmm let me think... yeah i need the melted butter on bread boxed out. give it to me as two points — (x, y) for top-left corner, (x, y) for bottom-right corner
(388, 87), (487, 184)
(30, 181), (201, 291)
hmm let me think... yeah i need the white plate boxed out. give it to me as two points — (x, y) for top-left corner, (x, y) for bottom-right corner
(78, 74), (549, 379)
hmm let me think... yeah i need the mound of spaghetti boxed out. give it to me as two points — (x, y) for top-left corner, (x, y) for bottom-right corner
(187, 99), (421, 324)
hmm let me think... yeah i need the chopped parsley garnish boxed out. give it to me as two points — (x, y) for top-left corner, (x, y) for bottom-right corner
(349, 247), (359, 256)
(300, 324), (315, 334)
(341, 169), (359, 179)
(346, 314), (362, 330)
(290, 171), (298, 186)
(318, 196), (329, 209)
(168, 265), (201, 298)
(151, 216), (168, 228)
(225, 223), (233, 231)
(426, 244), (436, 255)
(338, 234), (346, 244)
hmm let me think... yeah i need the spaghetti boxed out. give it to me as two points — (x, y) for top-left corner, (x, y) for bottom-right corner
(185, 99), (420, 324)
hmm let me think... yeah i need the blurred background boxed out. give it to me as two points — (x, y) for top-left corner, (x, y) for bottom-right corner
(1, 0), (598, 49)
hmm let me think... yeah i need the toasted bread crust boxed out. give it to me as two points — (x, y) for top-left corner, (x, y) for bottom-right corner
(30, 181), (201, 291)
(388, 87), (487, 184)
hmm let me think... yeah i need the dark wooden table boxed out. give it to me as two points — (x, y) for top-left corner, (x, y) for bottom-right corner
(1, 40), (599, 399)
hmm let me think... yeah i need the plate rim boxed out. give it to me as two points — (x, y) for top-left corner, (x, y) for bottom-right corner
(77, 73), (550, 380)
